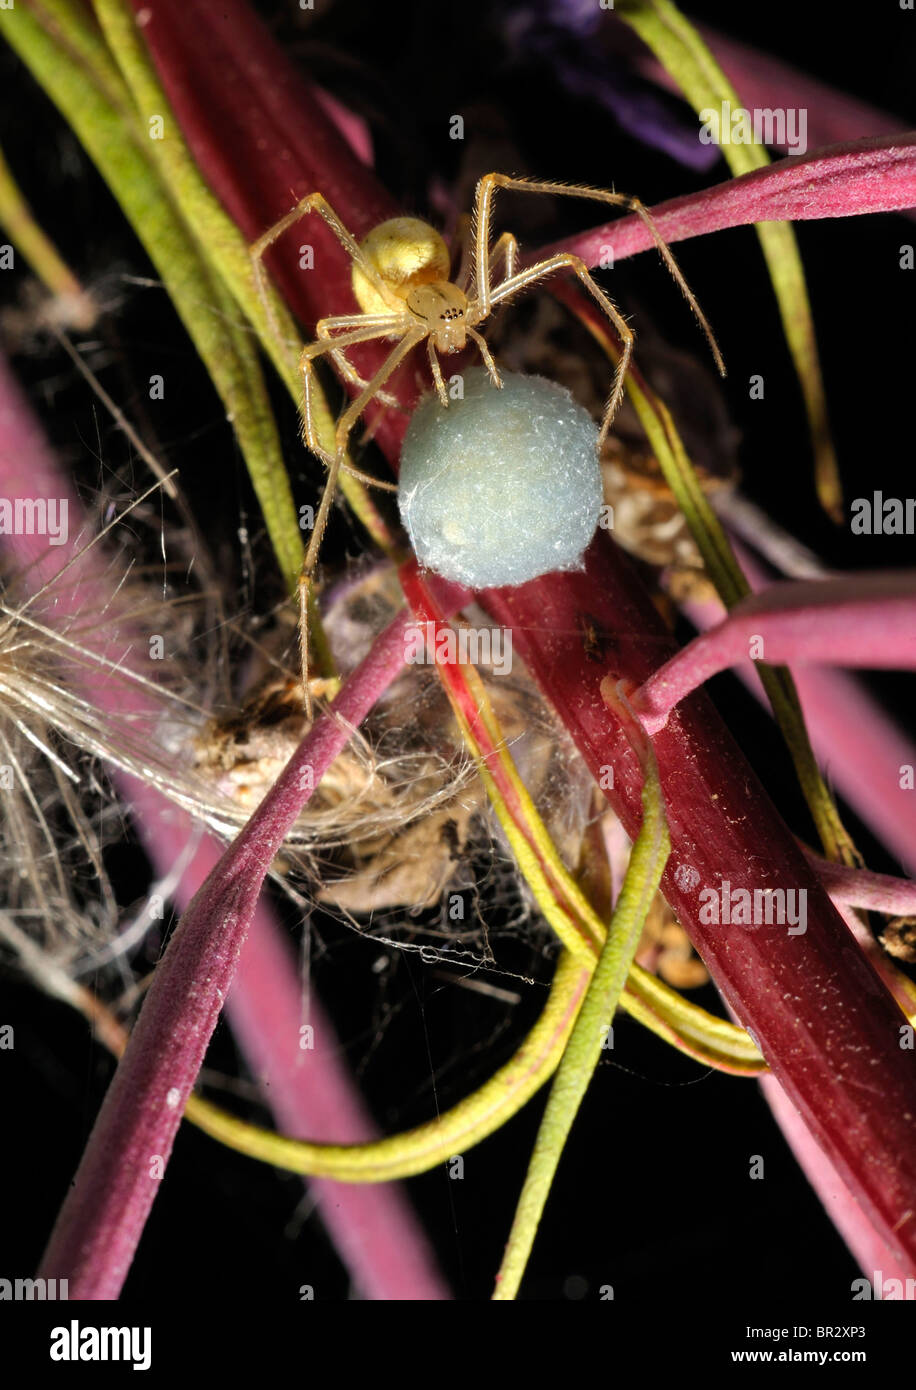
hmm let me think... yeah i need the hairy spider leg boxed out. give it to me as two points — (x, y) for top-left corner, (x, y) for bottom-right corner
(249, 193), (398, 343)
(313, 311), (405, 413)
(465, 328), (502, 387)
(470, 174), (725, 376)
(488, 231), (520, 288)
(426, 337), (448, 404)
(297, 324), (425, 715)
(485, 252), (634, 447)
(300, 318), (406, 484)
(325, 345), (402, 408)
(424, 327), (501, 403)
(249, 197), (421, 714)
(453, 215), (519, 296)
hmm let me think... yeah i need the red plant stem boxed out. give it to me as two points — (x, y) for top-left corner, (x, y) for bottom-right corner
(127, 0), (916, 1272)
(631, 571), (916, 734)
(138, 0), (393, 235)
(481, 538), (916, 1272)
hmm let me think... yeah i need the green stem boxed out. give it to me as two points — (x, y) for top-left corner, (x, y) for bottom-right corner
(493, 729), (671, 1299)
(91, 0), (389, 638)
(0, 139), (94, 324)
(616, 0), (842, 521)
(6, 0), (305, 593)
(186, 950), (593, 1180)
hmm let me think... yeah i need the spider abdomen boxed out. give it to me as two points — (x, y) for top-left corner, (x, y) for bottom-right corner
(351, 217), (451, 315)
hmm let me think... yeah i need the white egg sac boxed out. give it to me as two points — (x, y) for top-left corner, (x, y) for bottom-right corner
(398, 367), (603, 589)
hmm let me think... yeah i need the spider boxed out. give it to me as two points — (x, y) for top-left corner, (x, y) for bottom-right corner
(250, 174), (725, 713)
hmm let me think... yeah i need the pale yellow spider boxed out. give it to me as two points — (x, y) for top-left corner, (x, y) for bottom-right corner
(250, 174), (725, 712)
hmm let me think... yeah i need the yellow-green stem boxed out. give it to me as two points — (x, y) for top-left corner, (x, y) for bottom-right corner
(493, 736), (670, 1298)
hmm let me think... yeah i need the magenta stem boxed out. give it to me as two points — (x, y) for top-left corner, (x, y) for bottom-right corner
(224, 896), (449, 1299)
(807, 855), (916, 916)
(632, 571), (916, 734)
(538, 133), (916, 267)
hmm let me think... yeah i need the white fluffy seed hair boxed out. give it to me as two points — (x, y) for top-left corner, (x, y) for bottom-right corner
(398, 367), (603, 589)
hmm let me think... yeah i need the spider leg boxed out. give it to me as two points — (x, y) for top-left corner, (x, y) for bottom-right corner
(486, 231), (519, 295)
(297, 326), (426, 716)
(302, 321), (407, 496)
(340, 459), (400, 490)
(299, 318), (406, 466)
(249, 193), (399, 344)
(331, 328), (426, 459)
(426, 338), (449, 405)
(452, 212), (474, 291)
(465, 327), (502, 388)
(313, 313), (404, 417)
(327, 345), (402, 408)
(470, 173), (724, 375)
(451, 209), (518, 294)
(489, 254), (634, 446)
(316, 313), (400, 332)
